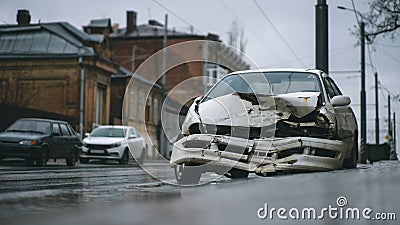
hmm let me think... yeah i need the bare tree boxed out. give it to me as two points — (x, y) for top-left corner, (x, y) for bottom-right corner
(364, 0), (400, 42)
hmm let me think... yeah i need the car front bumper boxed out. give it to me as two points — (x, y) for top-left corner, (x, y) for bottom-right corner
(170, 134), (350, 175)
(0, 144), (43, 159)
(79, 146), (124, 160)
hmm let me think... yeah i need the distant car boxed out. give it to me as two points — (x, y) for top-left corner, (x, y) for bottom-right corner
(170, 69), (358, 184)
(80, 125), (147, 164)
(0, 118), (82, 166)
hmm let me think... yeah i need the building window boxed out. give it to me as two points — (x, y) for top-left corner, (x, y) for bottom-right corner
(205, 64), (227, 86)
(129, 91), (135, 119)
(138, 91), (144, 121)
(145, 96), (152, 122)
(153, 98), (159, 124)
(96, 85), (106, 125)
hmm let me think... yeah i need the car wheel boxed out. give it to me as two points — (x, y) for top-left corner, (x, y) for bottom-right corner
(226, 168), (249, 179)
(79, 158), (89, 164)
(174, 163), (201, 185)
(343, 136), (358, 169)
(66, 148), (78, 166)
(119, 149), (129, 165)
(35, 147), (49, 166)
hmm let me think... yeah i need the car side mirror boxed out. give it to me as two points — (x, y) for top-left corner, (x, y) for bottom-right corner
(85, 133), (90, 137)
(129, 134), (137, 139)
(331, 95), (351, 107)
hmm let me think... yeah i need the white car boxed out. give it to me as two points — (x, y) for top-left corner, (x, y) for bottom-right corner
(170, 69), (358, 184)
(80, 125), (146, 164)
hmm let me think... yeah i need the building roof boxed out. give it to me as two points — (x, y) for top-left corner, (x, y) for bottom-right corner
(85, 18), (111, 28)
(110, 22), (207, 39)
(112, 66), (162, 89)
(0, 22), (103, 58)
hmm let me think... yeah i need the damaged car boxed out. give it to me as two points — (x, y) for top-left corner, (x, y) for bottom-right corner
(170, 69), (358, 184)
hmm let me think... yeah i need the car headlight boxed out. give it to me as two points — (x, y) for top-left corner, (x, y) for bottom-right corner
(82, 142), (87, 147)
(19, 140), (38, 145)
(110, 142), (122, 148)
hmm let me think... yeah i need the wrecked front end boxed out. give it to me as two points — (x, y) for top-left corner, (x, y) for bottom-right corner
(171, 134), (350, 176)
(171, 90), (350, 176)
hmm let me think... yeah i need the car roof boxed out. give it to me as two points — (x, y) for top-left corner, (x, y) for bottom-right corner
(228, 68), (324, 76)
(17, 118), (69, 124)
(94, 125), (134, 129)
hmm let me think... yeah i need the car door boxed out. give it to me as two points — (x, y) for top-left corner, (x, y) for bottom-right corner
(324, 77), (356, 140)
(50, 123), (64, 158)
(127, 128), (143, 158)
(59, 123), (72, 157)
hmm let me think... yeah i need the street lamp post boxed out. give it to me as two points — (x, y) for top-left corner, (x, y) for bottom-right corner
(338, 6), (367, 163)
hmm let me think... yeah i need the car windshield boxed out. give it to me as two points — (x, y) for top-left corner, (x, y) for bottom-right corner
(203, 72), (322, 101)
(6, 120), (51, 134)
(90, 127), (126, 138)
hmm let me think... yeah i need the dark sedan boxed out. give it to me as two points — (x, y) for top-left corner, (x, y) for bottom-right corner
(0, 118), (82, 166)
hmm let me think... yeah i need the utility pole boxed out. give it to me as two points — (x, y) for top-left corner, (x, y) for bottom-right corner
(337, 6), (367, 163)
(394, 112), (396, 153)
(79, 56), (85, 139)
(315, 0), (329, 73)
(388, 95), (392, 136)
(360, 21), (367, 163)
(375, 72), (379, 146)
(160, 14), (168, 158)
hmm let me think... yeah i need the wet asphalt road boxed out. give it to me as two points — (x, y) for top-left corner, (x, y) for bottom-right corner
(1, 159), (399, 225)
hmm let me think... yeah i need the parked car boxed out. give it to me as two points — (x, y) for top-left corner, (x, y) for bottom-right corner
(170, 69), (358, 184)
(0, 118), (82, 166)
(80, 125), (146, 164)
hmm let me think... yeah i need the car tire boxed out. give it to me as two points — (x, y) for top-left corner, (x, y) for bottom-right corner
(227, 168), (249, 179)
(66, 148), (78, 166)
(79, 158), (89, 164)
(342, 136), (358, 169)
(119, 149), (129, 165)
(174, 163), (201, 185)
(35, 147), (49, 166)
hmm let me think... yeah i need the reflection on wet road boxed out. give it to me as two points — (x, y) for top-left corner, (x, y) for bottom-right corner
(1, 160), (399, 225)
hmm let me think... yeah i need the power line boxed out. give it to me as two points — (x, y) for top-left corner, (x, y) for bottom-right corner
(375, 45), (400, 64)
(218, 0), (284, 62)
(252, 0), (306, 67)
(151, 0), (201, 33)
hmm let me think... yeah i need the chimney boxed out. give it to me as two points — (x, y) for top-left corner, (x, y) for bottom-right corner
(126, 11), (137, 33)
(17, 9), (31, 26)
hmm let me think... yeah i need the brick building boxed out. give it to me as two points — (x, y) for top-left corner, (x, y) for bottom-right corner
(0, 10), (119, 134)
(108, 11), (250, 156)
(110, 11), (250, 98)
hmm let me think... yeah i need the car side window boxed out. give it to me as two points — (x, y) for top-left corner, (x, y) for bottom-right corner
(60, 124), (71, 136)
(133, 128), (141, 137)
(128, 129), (137, 138)
(323, 78), (336, 99)
(327, 78), (342, 96)
(67, 125), (76, 136)
(52, 124), (61, 136)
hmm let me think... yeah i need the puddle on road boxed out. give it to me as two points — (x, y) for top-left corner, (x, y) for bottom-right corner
(0, 185), (181, 220)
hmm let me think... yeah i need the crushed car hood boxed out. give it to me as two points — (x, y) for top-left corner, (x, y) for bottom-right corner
(198, 92), (320, 127)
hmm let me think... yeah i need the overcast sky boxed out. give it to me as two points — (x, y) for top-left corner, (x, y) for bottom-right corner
(1, 0), (400, 145)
